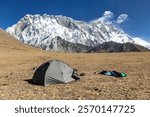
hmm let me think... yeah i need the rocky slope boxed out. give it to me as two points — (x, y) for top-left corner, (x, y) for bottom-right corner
(87, 41), (149, 53)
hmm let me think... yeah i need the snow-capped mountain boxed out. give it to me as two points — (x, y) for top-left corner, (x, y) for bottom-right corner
(6, 14), (150, 52)
(133, 37), (150, 49)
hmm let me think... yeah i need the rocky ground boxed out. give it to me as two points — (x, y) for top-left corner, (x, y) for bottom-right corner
(1, 51), (150, 100)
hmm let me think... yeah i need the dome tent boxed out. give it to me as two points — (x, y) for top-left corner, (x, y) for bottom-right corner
(32, 60), (80, 86)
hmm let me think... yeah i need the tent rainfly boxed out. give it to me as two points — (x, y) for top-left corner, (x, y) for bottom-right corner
(32, 60), (80, 86)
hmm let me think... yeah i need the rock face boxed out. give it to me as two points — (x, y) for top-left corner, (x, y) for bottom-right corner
(87, 41), (150, 53)
(39, 36), (89, 52)
(6, 14), (150, 52)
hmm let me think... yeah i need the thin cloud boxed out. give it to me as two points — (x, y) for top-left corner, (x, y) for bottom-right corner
(116, 14), (128, 24)
(103, 11), (114, 18)
(100, 11), (114, 23)
(91, 11), (128, 26)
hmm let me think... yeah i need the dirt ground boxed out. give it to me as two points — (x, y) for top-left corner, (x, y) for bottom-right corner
(0, 29), (150, 100)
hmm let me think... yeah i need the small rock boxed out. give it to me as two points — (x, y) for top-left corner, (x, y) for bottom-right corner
(93, 72), (99, 74)
(0, 84), (8, 86)
(3, 84), (8, 86)
(77, 97), (82, 100)
(5, 76), (8, 78)
(94, 87), (99, 91)
(32, 67), (37, 70)
(79, 73), (85, 76)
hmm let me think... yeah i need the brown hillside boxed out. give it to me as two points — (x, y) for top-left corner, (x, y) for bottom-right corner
(0, 29), (150, 100)
(0, 29), (44, 54)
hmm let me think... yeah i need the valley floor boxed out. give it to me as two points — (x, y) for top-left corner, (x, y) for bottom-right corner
(0, 50), (150, 99)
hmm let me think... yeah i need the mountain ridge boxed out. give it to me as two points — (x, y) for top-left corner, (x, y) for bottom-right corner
(6, 14), (150, 52)
(87, 41), (149, 53)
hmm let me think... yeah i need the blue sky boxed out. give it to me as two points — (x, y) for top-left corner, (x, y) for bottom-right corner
(0, 0), (150, 41)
